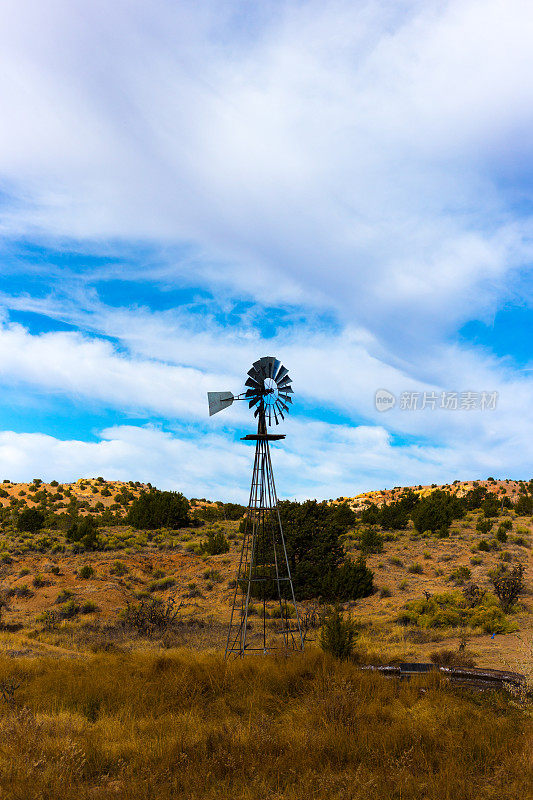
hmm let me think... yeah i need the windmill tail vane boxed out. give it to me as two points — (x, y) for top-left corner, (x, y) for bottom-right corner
(207, 356), (303, 658)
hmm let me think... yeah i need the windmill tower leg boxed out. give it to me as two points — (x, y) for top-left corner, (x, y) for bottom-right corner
(225, 422), (304, 658)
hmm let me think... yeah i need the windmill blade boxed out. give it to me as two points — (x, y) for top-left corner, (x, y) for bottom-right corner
(278, 393), (292, 404)
(277, 375), (292, 389)
(277, 399), (289, 413)
(270, 358), (281, 380)
(275, 365), (289, 383)
(273, 407), (279, 425)
(280, 384), (294, 394)
(245, 376), (262, 390)
(264, 356), (278, 378)
(248, 398), (259, 409)
(258, 357), (272, 379)
(276, 404), (285, 421)
(207, 392), (234, 416)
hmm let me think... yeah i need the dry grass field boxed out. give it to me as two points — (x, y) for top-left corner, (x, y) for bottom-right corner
(0, 477), (531, 797)
(0, 649), (530, 800)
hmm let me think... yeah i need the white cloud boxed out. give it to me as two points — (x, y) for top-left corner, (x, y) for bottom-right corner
(0, 0), (532, 342)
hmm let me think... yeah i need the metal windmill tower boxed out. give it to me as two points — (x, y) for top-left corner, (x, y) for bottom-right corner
(207, 356), (304, 657)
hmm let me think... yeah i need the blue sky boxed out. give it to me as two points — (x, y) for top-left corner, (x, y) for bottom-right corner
(0, 0), (531, 501)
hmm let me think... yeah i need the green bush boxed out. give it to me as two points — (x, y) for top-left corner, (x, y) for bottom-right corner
(126, 490), (190, 530)
(66, 517), (100, 550)
(478, 539), (490, 552)
(496, 525), (508, 542)
(199, 531), (230, 555)
(16, 508), (45, 533)
(148, 577), (176, 592)
(323, 557), (374, 601)
(407, 563), (423, 574)
(476, 518), (493, 534)
(319, 607), (357, 659)
(360, 527), (383, 553)
(110, 561), (128, 576)
(448, 566), (471, 585)
(398, 591), (517, 633)
(79, 564), (95, 579)
(411, 490), (465, 535)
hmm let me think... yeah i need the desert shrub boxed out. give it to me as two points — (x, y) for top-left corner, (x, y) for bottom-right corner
(222, 502), (246, 521)
(478, 539), (491, 552)
(468, 598), (518, 634)
(462, 583), (486, 607)
(476, 518), (493, 534)
(16, 508), (45, 533)
(407, 562), (423, 574)
(9, 584), (34, 598)
(333, 502), (356, 528)
(148, 577), (176, 592)
(54, 588), (74, 604)
(512, 535), (529, 547)
(66, 516), (100, 550)
(470, 555), (482, 565)
(110, 561), (128, 576)
(322, 557), (374, 601)
(32, 574), (50, 588)
(499, 518), (513, 531)
(430, 649), (476, 668)
(198, 530), (230, 555)
(389, 556), (403, 567)
(399, 591), (517, 634)
(496, 524), (508, 542)
(491, 564), (525, 611)
(120, 597), (181, 636)
(279, 499), (365, 600)
(203, 569), (222, 583)
(57, 599), (81, 619)
(79, 564), (95, 579)
(319, 607), (356, 659)
(360, 527), (383, 553)
(360, 503), (381, 525)
(411, 490), (465, 535)
(399, 579), (409, 590)
(80, 601), (98, 614)
(379, 587), (392, 598)
(127, 490), (190, 530)
(515, 494), (533, 515)
(448, 566), (471, 585)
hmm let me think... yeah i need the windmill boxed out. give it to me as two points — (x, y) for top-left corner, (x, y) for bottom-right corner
(207, 356), (304, 657)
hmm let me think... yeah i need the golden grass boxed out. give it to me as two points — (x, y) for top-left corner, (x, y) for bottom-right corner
(0, 649), (530, 799)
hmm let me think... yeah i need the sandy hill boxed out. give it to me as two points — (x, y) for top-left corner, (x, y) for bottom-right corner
(335, 478), (529, 511)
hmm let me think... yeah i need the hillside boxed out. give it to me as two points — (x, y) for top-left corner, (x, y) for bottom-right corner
(0, 477), (530, 674)
(335, 477), (530, 511)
